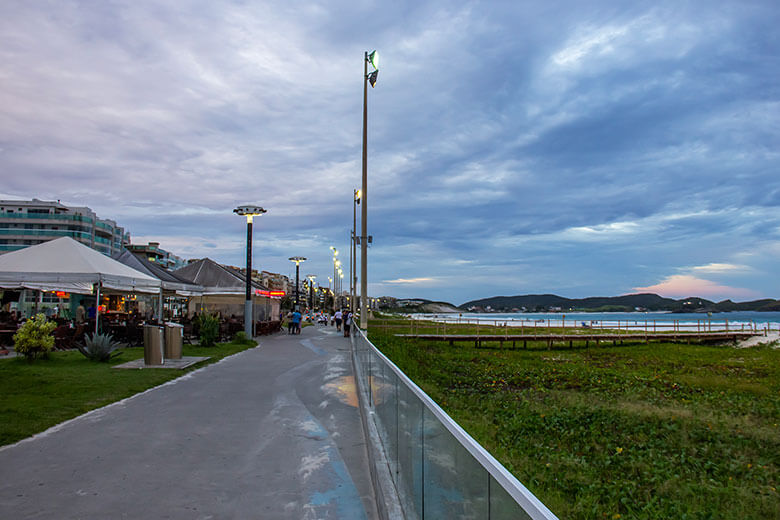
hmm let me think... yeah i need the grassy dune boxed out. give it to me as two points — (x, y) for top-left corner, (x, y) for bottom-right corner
(368, 318), (780, 519)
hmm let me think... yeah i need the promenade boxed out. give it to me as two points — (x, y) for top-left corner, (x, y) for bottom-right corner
(0, 325), (378, 519)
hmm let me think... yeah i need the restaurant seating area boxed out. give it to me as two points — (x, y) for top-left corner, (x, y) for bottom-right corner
(0, 310), (285, 355)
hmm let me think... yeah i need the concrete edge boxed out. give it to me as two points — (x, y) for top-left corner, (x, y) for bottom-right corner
(350, 332), (405, 520)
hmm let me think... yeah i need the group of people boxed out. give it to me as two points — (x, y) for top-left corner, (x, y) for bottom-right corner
(287, 308), (354, 337)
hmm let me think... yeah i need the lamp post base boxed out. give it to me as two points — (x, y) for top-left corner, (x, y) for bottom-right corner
(244, 300), (253, 338)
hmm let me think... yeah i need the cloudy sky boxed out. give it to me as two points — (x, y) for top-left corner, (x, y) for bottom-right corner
(1, 0), (778, 305)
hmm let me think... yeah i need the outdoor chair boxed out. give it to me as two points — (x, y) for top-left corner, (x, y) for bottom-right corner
(53, 325), (74, 350)
(219, 321), (231, 342)
(182, 322), (194, 344)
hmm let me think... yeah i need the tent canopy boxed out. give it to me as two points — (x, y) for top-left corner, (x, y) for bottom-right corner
(112, 249), (203, 296)
(0, 237), (161, 294)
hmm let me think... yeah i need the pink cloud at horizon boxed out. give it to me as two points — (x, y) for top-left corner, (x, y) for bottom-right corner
(632, 275), (761, 301)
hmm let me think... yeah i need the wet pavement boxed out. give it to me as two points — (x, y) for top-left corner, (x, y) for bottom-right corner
(0, 324), (378, 519)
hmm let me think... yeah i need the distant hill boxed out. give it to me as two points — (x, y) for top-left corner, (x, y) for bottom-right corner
(459, 293), (780, 313)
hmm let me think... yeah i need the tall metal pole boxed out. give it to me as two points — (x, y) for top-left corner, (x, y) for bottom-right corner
(352, 190), (358, 312)
(360, 52), (369, 329)
(295, 262), (300, 310)
(245, 219), (253, 337)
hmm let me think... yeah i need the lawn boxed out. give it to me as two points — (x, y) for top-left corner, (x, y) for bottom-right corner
(0, 340), (256, 447)
(368, 320), (780, 519)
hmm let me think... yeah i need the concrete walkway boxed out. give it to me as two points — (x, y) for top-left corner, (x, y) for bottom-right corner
(0, 325), (378, 519)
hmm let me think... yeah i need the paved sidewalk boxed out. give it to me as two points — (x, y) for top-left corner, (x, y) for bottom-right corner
(0, 324), (378, 519)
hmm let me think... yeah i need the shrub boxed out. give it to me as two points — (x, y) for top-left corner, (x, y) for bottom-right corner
(13, 314), (56, 361)
(77, 332), (122, 362)
(198, 314), (220, 347)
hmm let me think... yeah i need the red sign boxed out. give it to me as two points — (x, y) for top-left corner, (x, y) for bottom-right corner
(254, 290), (286, 298)
(55, 291), (68, 298)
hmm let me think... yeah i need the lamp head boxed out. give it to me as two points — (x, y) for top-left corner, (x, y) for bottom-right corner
(367, 50), (379, 70)
(234, 205), (267, 222)
(289, 256), (307, 265)
(355, 189), (361, 203)
(367, 70), (378, 88)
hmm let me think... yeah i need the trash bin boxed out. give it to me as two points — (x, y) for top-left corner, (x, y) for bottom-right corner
(164, 322), (183, 360)
(143, 324), (164, 365)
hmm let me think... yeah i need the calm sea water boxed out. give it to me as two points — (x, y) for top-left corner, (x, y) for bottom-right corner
(416, 311), (780, 332)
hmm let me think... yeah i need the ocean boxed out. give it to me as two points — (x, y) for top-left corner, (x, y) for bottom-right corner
(415, 311), (780, 332)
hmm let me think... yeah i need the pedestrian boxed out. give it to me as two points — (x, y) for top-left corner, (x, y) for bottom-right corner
(343, 311), (351, 337)
(334, 309), (343, 331)
(292, 309), (302, 335)
(287, 311), (296, 334)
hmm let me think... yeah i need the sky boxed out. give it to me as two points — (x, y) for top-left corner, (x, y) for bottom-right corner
(1, 0), (778, 305)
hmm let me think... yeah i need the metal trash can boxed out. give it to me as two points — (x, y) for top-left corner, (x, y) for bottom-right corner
(143, 324), (164, 365)
(164, 322), (183, 360)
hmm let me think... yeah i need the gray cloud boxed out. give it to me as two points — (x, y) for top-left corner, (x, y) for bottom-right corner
(1, 0), (778, 303)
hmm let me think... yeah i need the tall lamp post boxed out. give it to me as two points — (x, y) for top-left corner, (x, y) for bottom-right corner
(234, 205), (267, 338)
(289, 257), (306, 311)
(351, 189), (360, 312)
(330, 247), (338, 311)
(306, 274), (316, 309)
(361, 50), (378, 328)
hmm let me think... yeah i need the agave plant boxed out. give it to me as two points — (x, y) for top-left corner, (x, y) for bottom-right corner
(77, 331), (122, 362)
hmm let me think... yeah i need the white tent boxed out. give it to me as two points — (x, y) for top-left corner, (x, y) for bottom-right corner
(0, 237), (162, 334)
(0, 237), (160, 294)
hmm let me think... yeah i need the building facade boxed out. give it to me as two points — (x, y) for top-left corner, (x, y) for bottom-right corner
(0, 199), (129, 256)
(126, 241), (186, 270)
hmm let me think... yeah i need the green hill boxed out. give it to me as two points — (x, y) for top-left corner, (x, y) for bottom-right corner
(459, 293), (778, 312)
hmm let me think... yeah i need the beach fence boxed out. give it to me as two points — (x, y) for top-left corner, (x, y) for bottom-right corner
(352, 326), (558, 520)
(414, 315), (780, 335)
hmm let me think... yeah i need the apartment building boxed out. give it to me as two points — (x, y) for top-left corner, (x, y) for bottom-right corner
(126, 241), (186, 270)
(0, 198), (129, 256)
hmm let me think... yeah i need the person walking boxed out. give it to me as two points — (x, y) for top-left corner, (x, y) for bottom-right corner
(292, 309), (302, 335)
(343, 311), (351, 337)
(334, 309), (343, 331)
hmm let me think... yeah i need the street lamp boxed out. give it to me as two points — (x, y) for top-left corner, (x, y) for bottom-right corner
(234, 205), (267, 337)
(361, 50), (378, 328)
(330, 247), (339, 311)
(351, 189), (360, 313)
(306, 274), (316, 309)
(289, 257), (307, 310)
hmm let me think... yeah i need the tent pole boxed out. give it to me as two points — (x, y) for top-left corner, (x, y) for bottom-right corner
(158, 288), (164, 322)
(95, 282), (101, 336)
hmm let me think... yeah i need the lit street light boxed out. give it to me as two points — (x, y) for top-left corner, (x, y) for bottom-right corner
(361, 49), (378, 328)
(306, 274), (316, 309)
(289, 256), (307, 310)
(234, 205), (267, 337)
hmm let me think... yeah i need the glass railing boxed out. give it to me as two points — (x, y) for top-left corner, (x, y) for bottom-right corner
(95, 221), (116, 231)
(352, 327), (558, 520)
(0, 213), (93, 223)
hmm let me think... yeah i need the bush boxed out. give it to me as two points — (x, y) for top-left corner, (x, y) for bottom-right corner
(13, 314), (56, 361)
(197, 314), (220, 347)
(77, 332), (122, 362)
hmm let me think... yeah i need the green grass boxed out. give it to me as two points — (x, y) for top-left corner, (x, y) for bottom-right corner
(0, 340), (256, 447)
(368, 319), (780, 520)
